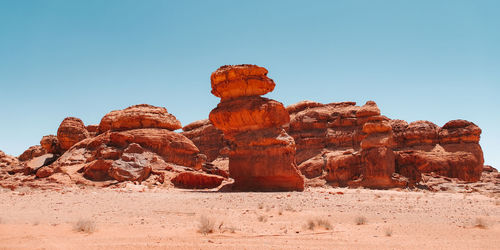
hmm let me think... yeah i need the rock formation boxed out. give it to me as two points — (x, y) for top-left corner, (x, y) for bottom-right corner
(0, 65), (491, 192)
(57, 117), (90, 151)
(98, 104), (181, 133)
(208, 65), (304, 191)
(182, 119), (227, 162)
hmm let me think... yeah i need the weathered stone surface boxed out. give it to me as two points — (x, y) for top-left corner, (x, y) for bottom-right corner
(324, 151), (361, 186)
(171, 171), (224, 189)
(182, 119), (227, 162)
(57, 117), (90, 151)
(98, 104), (181, 133)
(210, 96), (290, 135)
(439, 119), (481, 144)
(210, 64), (275, 100)
(40, 135), (61, 155)
(83, 159), (113, 181)
(209, 64), (304, 191)
(18, 145), (46, 162)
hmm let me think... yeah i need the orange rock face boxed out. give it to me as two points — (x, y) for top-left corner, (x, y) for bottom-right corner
(285, 99), (485, 187)
(210, 64), (275, 101)
(57, 117), (90, 151)
(40, 135), (61, 155)
(209, 65), (304, 191)
(18, 145), (46, 162)
(98, 104), (182, 133)
(182, 119), (227, 162)
(171, 172), (224, 189)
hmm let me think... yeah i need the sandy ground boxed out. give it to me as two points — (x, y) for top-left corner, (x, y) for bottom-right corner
(0, 185), (499, 250)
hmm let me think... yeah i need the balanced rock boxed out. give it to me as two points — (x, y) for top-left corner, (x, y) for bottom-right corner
(209, 64), (304, 191)
(210, 64), (275, 101)
(98, 104), (181, 133)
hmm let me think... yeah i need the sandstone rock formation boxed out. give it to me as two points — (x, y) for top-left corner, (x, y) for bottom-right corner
(209, 64), (304, 191)
(57, 117), (90, 151)
(171, 171), (224, 189)
(33, 104), (209, 187)
(182, 119), (227, 162)
(98, 104), (181, 133)
(18, 145), (46, 162)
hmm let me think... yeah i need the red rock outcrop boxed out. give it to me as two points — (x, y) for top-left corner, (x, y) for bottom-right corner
(286, 99), (485, 187)
(391, 119), (483, 182)
(209, 65), (304, 191)
(40, 135), (61, 155)
(98, 104), (181, 133)
(18, 145), (46, 162)
(57, 117), (90, 151)
(182, 119), (227, 162)
(171, 171), (224, 189)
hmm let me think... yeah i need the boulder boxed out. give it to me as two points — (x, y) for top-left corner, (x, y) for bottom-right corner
(98, 104), (182, 133)
(40, 135), (61, 154)
(57, 117), (90, 151)
(210, 64), (275, 101)
(18, 145), (46, 162)
(171, 172), (224, 189)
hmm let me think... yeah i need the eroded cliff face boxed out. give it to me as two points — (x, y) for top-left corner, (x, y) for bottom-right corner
(209, 65), (304, 191)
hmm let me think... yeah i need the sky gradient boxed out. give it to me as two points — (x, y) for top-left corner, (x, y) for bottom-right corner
(0, 0), (499, 167)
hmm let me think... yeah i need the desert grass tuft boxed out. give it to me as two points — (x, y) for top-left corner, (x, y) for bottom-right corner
(198, 215), (215, 235)
(306, 218), (332, 230)
(73, 219), (96, 233)
(257, 215), (268, 222)
(355, 216), (367, 225)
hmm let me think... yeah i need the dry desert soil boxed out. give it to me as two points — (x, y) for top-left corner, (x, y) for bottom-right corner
(0, 185), (499, 249)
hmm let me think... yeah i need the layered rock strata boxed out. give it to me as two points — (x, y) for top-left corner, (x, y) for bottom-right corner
(209, 65), (304, 191)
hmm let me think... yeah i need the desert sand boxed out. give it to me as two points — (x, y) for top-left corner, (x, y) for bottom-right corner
(1, 185), (498, 249)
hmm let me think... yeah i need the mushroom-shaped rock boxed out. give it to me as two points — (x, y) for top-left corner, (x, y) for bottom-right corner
(210, 64), (275, 100)
(98, 104), (182, 133)
(57, 117), (90, 151)
(209, 64), (304, 191)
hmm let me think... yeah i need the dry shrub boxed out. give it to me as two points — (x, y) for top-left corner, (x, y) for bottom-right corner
(257, 215), (268, 222)
(355, 216), (367, 225)
(306, 218), (332, 230)
(74, 219), (96, 233)
(198, 215), (215, 235)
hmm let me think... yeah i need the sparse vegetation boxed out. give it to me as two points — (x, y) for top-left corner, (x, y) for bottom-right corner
(306, 218), (332, 230)
(474, 217), (488, 229)
(384, 227), (393, 236)
(355, 216), (367, 225)
(73, 219), (96, 233)
(258, 202), (264, 209)
(257, 215), (268, 222)
(198, 215), (215, 235)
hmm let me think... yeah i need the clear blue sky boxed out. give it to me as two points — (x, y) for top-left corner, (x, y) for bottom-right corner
(0, 0), (498, 167)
